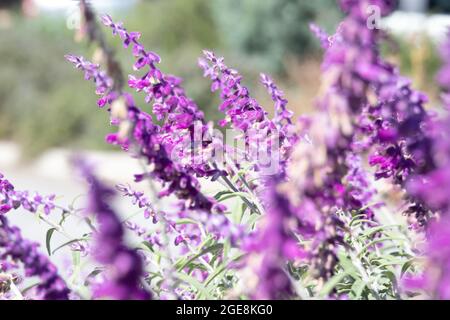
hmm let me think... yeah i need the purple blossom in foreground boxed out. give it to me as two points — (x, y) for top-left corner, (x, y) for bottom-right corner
(78, 161), (152, 300)
(404, 114), (450, 298)
(328, 0), (435, 226)
(404, 217), (450, 299)
(310, 0), (435, 228)
(0, 215), (70, 300)
(1, 173), (56, 216)
(260, 0), (393, 281)
(407, 116), (450, 216)
(247, 178), (306, 299)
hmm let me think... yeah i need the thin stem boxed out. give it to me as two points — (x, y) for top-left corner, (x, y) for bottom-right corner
(220, 174), (260, 215)
(224, 156), (266, 215)
(38, 213), (79, 241)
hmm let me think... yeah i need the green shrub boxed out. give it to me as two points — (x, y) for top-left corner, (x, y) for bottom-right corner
(211, 0), (342, 74)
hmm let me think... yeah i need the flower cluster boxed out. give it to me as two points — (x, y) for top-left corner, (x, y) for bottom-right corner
(101, 15), (224, 181)
(256, 0), (389, 285)
(66, 57), (223, 215)
(78, 161), (151, 300)
(1, 173), (56, 216)
(245, 177), (305, 299)
(64, 55), (114, 107)
(0, 215), (70, 300)
(198, 50), (294, 176)
(116, 184), (159, 223)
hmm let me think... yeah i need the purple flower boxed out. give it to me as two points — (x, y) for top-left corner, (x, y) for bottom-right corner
(77, 160), (152, 300)
(400, 29), (450, 296)
(0, 216), (70, 300)
(199, 50), (268, 132)
(65, 54), (113, 106)
(309, 23), (332, 49)
(116, 184), (158, 223)
(247, 178), (305, 299)
(1, 173), (57, 216)
(312, 0), (434, 227)
(404, 216), (450, 299)
(199, 50), (294, 176)
(260, 73), (295, 137)
(67, 56), (224, 214)
(99, 15), (227, 181)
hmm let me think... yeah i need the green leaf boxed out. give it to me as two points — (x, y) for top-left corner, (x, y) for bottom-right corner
(176, 243), (224, 272)
(401, 259), (416, 277)
(319, 272), (348, 297)
(175, 272), (214, 300)
(141, 241), (154, 253)
(21, 282), (40, 295)
(84, 268), (104, 286)
(337, 252), (359, 279)
(351, 279), (366, 299)
(175, 218), (198, 225)
(52, 238), (85, 255)
(45, 228), (57, 256)
(214, 190), (233, 200)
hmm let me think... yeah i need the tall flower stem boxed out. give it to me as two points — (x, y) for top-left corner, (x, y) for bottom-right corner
(79, 0), (124, 93)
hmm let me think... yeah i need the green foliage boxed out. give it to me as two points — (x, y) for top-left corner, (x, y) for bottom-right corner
(0, 0), (20, 9)
(211, 0), (342, 74)
(318, 212), (414, 300)
(430, 0), (450, 12)
(0, 15), (112, 157)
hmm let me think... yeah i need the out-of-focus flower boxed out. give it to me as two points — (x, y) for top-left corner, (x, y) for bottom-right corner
(77, 160), (152, 300)
(246, 177), (305, 299)
(0, 216), (70, 300)
(402, 31), (450, 299)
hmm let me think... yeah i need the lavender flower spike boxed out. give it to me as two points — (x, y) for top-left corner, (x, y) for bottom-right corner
(1, 173), (56, 216)
(77, 160), (152, 300)
(0, 216), (70, 300)
(248, 177), (306, 299)
(65, 54), (114, 107)
(260, 73), (297, 150)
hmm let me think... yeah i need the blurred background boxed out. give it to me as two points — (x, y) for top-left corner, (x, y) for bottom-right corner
(1, 0), (450, 261)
